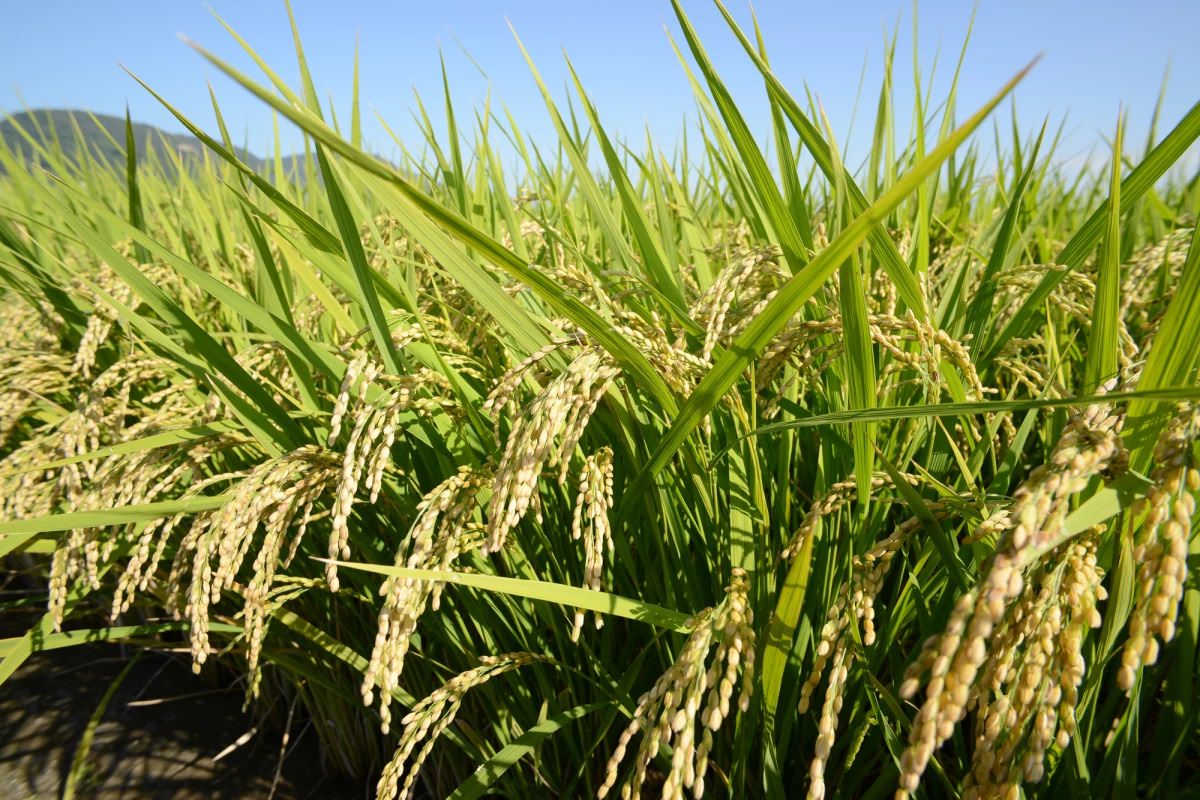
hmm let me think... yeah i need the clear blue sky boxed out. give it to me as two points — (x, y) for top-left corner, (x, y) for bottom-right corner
(3, 1), (1198, 171)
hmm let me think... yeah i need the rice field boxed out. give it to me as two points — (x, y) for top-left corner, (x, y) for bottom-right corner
(2, 2), (1199, 798)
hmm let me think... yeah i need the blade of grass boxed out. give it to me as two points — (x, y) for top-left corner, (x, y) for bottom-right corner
(1123, 223), (1200, 469)
(123, 107), (149, 264)
(0, 420), (242, 479)
(963, 122), (1045, 352)
(0, 494), (229, 538)
(622, 61), (1035, 513)
(823, 107), (877, 514)
(1083, 114), (1124, 391)
(447, 703), (608, 800)
(316, 144), (403, 375)
(709, 0), (930, 317)
(318, 559), (692, 632)
(719, 384), (1200, 455)
(185, 39), (679, 412)
(669, 0), (809, 276)
(63, 653), (143, 800)
(985, 99), (1200, 362)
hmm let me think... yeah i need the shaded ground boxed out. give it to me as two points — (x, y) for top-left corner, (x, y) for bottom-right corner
(0, 611), (364, 799)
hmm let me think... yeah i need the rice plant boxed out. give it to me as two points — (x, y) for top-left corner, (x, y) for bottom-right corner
(2, 2), (1199, 798)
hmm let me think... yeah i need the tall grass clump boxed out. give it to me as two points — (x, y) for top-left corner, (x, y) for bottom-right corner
(2, 1), (1200, 797)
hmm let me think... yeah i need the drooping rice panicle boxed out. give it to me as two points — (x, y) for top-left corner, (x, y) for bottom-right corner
(599, 569), (756, 800)
(570, 446), (614, 640)
(362, 465), (489, 733)
(485, 346), (619, 554)
(375, 652), (551, 800)
(1118, 405), (1200, 691)
(896, 394), (1127, 798)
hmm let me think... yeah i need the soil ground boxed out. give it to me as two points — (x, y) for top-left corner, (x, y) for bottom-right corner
(0, 598), (364, 799)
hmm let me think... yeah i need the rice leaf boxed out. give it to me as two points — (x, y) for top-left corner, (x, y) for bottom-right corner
(623, 61), (1034, 508)
(317, 559), (692, 632)
(447, 703), (607, 800)
(1083, 114), (1124, 391)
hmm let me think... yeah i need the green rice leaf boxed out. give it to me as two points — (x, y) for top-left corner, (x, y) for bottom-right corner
(709, 0), (928, 316)
(185, 39), (679, 413)
(316, 145), (404, 375)
(624, 61), (1034, 507)
(317, 559), (692, 632)
(1123, 223), (1200, 469)
(986, 99), (1200, 362)
(0, 421), (243, 479)
(0, 495), (229, 536)
(1083, 115), (1124, 391)
(670, 0), (810, 276)
(447, 703), (608, 800)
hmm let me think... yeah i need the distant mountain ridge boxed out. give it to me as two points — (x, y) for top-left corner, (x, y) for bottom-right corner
(0, 109), (303, 175)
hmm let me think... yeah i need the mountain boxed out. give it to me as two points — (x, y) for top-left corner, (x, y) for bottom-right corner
(0, 109), (304, 176)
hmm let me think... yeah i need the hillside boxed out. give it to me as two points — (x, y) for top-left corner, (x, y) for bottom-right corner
(0, 108), (302, 175)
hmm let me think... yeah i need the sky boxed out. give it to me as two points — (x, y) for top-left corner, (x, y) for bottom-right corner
(2, 1), (1199, 172)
